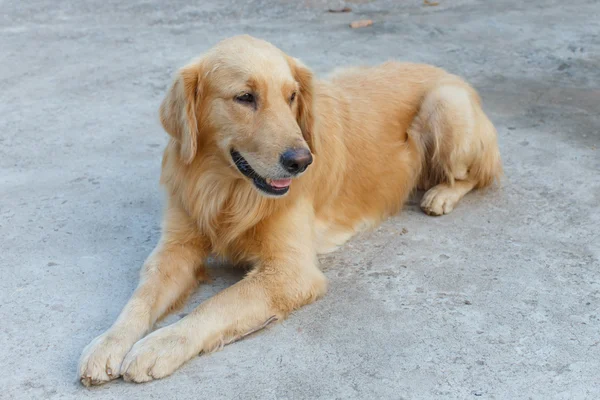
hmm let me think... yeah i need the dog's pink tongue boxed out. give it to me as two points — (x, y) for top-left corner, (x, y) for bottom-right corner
(269, 178), (292, 188)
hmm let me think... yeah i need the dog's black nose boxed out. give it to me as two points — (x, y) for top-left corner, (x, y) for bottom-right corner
(280, 148), (313, 174)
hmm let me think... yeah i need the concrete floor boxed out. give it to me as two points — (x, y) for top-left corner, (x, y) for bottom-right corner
(1, 0), (599, 399)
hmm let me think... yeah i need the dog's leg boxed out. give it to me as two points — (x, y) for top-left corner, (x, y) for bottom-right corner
(78, 203), (209, 386)
(415, 83), (501, 216)
(121, 200), (326, 383)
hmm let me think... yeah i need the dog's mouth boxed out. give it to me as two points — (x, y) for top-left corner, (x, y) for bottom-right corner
(230, 149), (291, 196)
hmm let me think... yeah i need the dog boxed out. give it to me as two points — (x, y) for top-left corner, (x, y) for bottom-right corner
(79, 35), (501, 385)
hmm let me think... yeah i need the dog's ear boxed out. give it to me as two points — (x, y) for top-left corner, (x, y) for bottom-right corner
(159, 62), (203, 164)
(288, 57), (317, 154)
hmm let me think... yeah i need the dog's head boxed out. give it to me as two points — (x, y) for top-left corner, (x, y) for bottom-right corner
(159, 35), (316, 197)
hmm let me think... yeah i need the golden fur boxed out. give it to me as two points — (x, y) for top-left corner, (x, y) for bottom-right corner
(79, 35), (501, 385)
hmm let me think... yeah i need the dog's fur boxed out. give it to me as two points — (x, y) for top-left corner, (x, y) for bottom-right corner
(79, 35), (501, 385)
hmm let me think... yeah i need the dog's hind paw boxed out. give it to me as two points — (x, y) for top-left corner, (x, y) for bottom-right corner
(420, 184), (461, 216)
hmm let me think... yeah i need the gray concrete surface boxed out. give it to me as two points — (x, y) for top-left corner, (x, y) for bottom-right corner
(1, 0), (599, 398)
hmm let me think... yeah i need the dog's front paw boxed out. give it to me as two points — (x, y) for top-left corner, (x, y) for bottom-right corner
(121, 328), (197, 383)
(78, 332), (134, 386)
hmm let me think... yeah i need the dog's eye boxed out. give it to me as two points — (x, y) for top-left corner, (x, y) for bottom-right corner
(235, 93), (255, 104)
(290, 91), (297, 104)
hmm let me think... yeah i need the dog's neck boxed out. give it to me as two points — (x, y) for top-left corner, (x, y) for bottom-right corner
(161, 141), (287, 258)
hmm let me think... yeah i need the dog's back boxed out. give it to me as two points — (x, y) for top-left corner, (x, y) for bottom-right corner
(310, 62), (501, 250)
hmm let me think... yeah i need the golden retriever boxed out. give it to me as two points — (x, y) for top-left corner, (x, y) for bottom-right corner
(79, 35), (501, 385)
